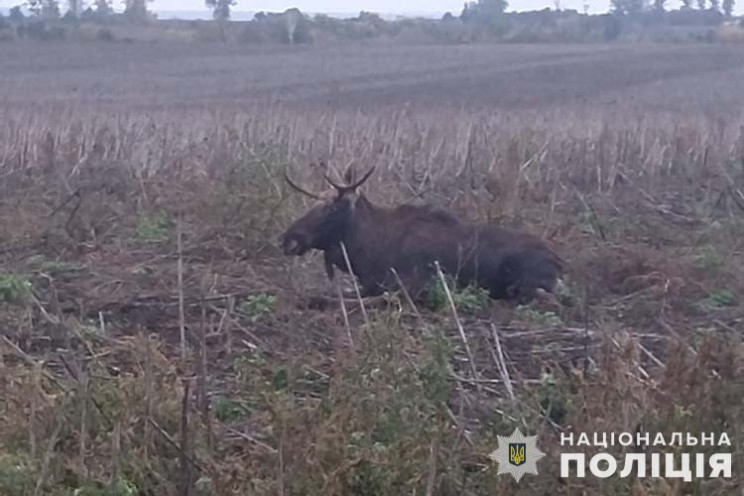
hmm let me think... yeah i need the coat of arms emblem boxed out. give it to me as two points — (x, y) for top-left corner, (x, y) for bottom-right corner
(489, 428), (545, 482)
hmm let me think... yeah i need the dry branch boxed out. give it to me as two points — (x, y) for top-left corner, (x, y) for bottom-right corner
(435, 261), (480, 390)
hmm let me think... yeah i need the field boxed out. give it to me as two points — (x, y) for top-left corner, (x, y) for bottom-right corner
(1, 40), (743, 495)
(3, 42), (744, 112)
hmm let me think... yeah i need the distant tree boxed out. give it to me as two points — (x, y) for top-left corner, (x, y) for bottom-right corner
(205, 0), (234, 21)
(94, 0), (112, 15)
(284, 8), (301, 44)
(722, 0), (734, 15)
(26, 0), (41, 16)
(603, 13), (623, 39)
(43, 0), (60, 19)
(696, 0), (707, 9)
(680, 0), (693, 7)
(461, 0), (509, 33)
(611, 0), (645, 16)
(709, 0), (720, 10)
(124, 0), (152, 22)
(67, 0), (80, 17)
(9, 5), (25, 21)
(467, 0), (508, 18)
(653, 0), (666, 11)
(487, 0), (509, 15)
(27, 0), (60, 18)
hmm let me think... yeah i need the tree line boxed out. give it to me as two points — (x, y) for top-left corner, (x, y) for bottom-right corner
(2, 0), (737, 25)
(612, 0), (736, 18)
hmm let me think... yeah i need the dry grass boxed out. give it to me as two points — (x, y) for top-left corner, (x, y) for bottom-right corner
(0, 43), (743, 496)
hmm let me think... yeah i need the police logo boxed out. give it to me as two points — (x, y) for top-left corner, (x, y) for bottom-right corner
(489, 428), (545, 482)
(509, 443), (526, 466)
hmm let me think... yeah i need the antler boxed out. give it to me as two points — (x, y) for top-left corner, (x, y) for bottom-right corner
(284, 171), (323, 199)
(325, 165), (376, 194)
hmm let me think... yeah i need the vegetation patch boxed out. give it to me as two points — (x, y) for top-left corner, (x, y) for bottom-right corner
(425, 274), (491, 313)
(698, 289), (736, 310)
(0, 274), (32, 304)
(515, 306), (564, 327)
(134, 210), (171, 242)
(239, 293), (277, 320)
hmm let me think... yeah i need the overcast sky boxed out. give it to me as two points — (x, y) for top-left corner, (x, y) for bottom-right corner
(211, 0), (611, 14)
(1, 0), (741, 15)
(163, 0), (742, 14)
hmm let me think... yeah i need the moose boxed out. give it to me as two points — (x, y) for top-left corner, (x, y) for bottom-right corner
(281, 166), (562, 303)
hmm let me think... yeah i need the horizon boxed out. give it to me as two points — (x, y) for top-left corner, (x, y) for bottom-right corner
(1, 0), (742, 17)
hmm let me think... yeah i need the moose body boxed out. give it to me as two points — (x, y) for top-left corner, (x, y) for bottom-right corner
(281, 167), (562, 302)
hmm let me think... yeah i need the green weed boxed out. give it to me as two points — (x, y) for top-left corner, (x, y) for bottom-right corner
(78, 319), (105, 337)
(419, 333), (454, 405)
(698, 289), (736, 311)
(213, 396), (250, 422)
(554, 277), (577, 307)
(425, 274), (490, 313)
(515, 307), (563, 327)
(0, 274), (32, 304)
(695, 245), (724, 272)
(0, 454), (35, 496)
(536, 370), (567, 425)
(239, 293), (277, 320)
(134, 210), (171, 241)
(578, 210), (613, 241)
(194, 476), (215, 496)
(73, 479), (138, 496)
(29, 256), (83, 275)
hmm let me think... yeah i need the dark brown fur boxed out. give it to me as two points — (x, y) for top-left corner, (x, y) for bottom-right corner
(281, 171), (563, 303)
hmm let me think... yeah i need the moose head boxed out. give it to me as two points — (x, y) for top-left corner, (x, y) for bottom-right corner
(281, 165), (376, 257)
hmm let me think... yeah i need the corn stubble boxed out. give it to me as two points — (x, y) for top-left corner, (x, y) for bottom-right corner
(0, 103), (742, 496)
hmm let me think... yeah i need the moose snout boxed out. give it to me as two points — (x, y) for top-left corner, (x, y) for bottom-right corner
(281, 232), (308, 256)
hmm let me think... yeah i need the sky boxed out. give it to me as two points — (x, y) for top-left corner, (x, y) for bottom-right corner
(155, 0), (741, 15)
(0, 0), (741, 16)
(157, 0), (615, 14)
(0, 0), (623, 15)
